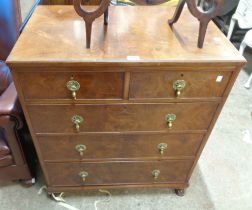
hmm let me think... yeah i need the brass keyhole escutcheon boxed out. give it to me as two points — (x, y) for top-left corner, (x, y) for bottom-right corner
(165, 114), (176, 128)
(66, 79), (80, 100)
(79, 171), (88, 182)
(152, 169), (160, 179)
(75, 144), (87, 156)
(158, 143), (168, 155)
(173, 80), (186, 97)
(72, 115), (84, 133)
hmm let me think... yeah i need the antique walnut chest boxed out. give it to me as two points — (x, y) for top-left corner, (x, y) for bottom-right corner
(7, 6), (245, 195)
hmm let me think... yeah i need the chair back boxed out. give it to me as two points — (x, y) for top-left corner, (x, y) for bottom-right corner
(0, 0), (22, 61)
(233, 0), (252, 28)
(219, 0), (239, 16)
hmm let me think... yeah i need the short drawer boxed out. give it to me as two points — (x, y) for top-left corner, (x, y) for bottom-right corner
(18, 71), (124, 100)
(38, 133), (204, 161)
(130, 71), (232, 99)
(28, 103), (218, 133)
(46, 160), (193, 186)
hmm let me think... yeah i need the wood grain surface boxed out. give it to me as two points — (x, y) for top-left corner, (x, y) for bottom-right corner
(38, 133), (204, 161)
(46, 160), (193, 186)
(27, 103), (218, 133)
(7, 6), (245, 66)
(7, 5), (246, 193)
(18, 71), (124, 100)
(130, 70), (232, 99)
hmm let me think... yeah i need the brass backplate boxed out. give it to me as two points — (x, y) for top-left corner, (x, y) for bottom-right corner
(67, 80), (80, 92)
(173, 80), (186, 91)
(165, 113), (176, 122)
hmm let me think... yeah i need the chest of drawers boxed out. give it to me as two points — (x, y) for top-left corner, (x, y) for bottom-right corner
(7, 6), (245, 195)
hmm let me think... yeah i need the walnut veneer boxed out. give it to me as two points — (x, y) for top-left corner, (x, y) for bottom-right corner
(7, 6), (246, 195)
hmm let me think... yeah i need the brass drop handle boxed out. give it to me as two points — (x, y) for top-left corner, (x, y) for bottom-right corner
(72, 115), (84, 133)
(165, 114), (176, 128)
(158, 143), (168, 155)
(152, 169), (160, 179)
(79, 171), (88, 182)
(173, 80), (186, 97)
(75, 144), (87, 156)
(66, 79), (80, 100)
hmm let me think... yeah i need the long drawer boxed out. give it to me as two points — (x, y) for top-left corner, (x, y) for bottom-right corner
(38, 133), (204, 161)
(46, 160), (193, 186)
(130, 71), (232, 99)
(28, 103), (218, 133)
(17, 71), (124, 100)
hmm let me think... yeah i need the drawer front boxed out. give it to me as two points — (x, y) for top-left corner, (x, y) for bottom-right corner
(28, 103), (218, 133)
(130, 71), (232, 99)
(46, 160), (193, 186)
(38, 133), (204, 161)
(18, 72), (124, 100)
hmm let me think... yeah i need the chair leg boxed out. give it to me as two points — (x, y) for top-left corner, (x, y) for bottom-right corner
(244, 73), (252, 89)
(198, 20), (210, 48)
(168, 0), (186, 26)
(84, 20), (93, 49)
(239, 41), (251, 89)
(239, 41), (247, 55)
(22, 177), (35, 187)
(104, 8), (109, 25)
(227, 18), (236, 40)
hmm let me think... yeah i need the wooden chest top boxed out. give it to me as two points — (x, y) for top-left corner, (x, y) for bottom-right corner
(7, 6), (245, 67)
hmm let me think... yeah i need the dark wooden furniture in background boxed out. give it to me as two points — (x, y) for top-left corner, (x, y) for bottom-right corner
(169, 0), (224, 48)
(0, 0), (35, 185)
(0, 63), (33, 185)
(7, 6), (245, 195)
(0, 0), (21, 60)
